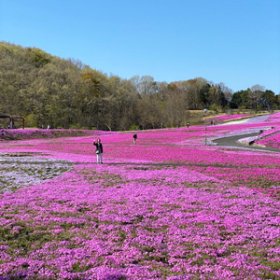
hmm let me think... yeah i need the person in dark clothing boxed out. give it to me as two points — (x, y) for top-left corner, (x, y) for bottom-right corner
(93, 138), (103, 164)
(133, 133), (138, 144)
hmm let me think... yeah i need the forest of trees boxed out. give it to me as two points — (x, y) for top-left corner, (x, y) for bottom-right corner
(0, 42), (279, 130)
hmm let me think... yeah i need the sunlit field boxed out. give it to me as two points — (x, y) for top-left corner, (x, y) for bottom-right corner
(0, 113), (280, 279)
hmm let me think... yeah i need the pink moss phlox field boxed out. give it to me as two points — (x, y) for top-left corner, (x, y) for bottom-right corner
(208, 113), (250, 123)
(267, 112), (280, 123)
(0, 114), (280, 279)
(252, 112), (280, 149)
(256, 129), (280, 149)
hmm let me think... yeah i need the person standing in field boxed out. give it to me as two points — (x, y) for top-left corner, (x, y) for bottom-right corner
(93, 138), (103, 164)
(133, 133), (138, 144)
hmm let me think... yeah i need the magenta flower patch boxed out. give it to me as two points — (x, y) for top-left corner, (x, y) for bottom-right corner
(0, 114), (280, 279)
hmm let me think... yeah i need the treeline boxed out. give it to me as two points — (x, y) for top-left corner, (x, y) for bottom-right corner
(0, 42), (279, 130)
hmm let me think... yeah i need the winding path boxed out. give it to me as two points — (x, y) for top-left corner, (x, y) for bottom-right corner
(213, 132), (280, 153)
(212, 114), (280, 152)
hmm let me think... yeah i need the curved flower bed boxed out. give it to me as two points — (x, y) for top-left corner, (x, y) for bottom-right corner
(267, 112), (280, 123)
(252, 113), (280, 149)
(256, 129), (280, 149)
(207, 113), (251, 124)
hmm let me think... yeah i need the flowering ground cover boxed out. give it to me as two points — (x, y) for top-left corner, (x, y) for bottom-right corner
(256, 131), (280, 149)
(243, 112), (280, 149)
(257, 113), (280, 149)
(205, 113), (251, 124)
(254, 128), (280, 150)
(0, 152), (71, 193)
(0, 114), (280, 279)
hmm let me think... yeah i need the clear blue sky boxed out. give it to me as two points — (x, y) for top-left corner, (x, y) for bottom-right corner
(1, 0), (280, 93)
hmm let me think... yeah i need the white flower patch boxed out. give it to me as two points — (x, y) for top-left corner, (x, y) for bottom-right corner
(0, 153), (71, 193)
